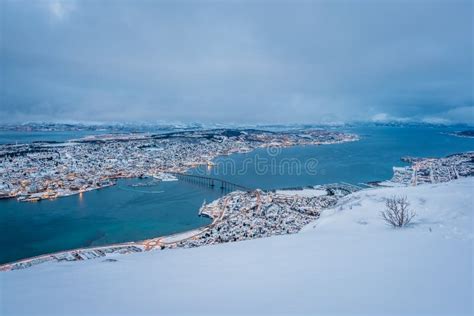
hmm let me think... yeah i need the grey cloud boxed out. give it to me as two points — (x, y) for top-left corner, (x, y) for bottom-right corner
(1, 0), (472, 124)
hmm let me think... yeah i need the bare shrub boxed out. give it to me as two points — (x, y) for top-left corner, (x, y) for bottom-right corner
(381, 195), (416, 228)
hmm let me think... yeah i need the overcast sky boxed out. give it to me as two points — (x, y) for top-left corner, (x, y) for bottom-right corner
(1, 0), (472, 124)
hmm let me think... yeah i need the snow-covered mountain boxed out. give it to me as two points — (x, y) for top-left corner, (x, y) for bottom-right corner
(1, 178), (472, 316)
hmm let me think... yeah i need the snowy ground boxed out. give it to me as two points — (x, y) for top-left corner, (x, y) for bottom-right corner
(275, 188), (327, 197)
(1, 179), (473, 316)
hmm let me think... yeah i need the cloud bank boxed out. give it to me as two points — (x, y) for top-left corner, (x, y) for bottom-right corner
(1, 0), (472, 124)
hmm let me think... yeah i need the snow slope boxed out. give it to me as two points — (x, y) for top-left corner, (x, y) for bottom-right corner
(1, 179), (473, 316)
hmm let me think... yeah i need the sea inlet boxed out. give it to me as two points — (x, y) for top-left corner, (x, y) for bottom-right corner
(1, 125), (473, 264)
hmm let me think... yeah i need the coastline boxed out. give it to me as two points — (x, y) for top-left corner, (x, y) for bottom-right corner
(0, 130), (360, 267)
(0, 131), (359, 203)
(1, 150), (473, 271)
(0, 194), (226, 271)
(0, 136), (360, 270)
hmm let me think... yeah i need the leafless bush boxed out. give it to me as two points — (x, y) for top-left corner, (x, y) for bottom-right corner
(381, 195), (416, 228)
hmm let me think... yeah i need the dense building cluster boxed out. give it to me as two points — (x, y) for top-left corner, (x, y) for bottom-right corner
(391, 152), (474, 185)
(5, 151), (473, 271)
(0, 129), (357, 201)
(0, 185), (353, 271)
(168, 189), (339, 249)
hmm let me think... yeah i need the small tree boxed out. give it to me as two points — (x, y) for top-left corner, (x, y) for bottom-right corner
(381, 195), (416, 228)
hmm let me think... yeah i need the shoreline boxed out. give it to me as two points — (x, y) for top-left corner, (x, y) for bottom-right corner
(0, 133), (359, 203)
(0, 131), (361, 268)
(0, 175), (349, 270)
(0, 180), (363, 270)
(0, 195), (226, 271)
(1, 151), (473, 271)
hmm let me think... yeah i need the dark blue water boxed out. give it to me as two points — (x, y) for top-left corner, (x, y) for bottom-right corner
(0, 179), (220, 264)
(194, 126), (474, 189)
(0, 126), (473, 264)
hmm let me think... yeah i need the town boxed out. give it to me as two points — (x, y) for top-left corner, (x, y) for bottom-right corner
(1, 151), (473, 271)
(0, 182), (356, 271)
(166, 187), (344, 249)
(389, 152), (474, 185)
(0, 129), (358, 201)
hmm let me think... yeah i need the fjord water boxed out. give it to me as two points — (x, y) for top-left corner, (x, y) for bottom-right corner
(0, 180), (218, 264)
(197, 126), (474, 189)
(1, 126), (473, 264)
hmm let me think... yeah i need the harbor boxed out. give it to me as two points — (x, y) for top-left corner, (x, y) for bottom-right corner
(0, 129), (357, 202)
(0, 181), (353, 271)
(1, 126), (473, 267)
(2, 150), (473, 271)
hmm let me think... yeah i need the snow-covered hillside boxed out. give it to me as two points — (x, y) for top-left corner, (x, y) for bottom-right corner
(1, 179), (473, 316)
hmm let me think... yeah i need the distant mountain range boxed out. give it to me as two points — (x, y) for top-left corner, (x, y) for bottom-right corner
(0, 121), (472, 132)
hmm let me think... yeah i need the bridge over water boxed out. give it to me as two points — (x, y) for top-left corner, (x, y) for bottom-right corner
(170, 172), (252, 192)
(171, 173), (366, 196)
